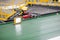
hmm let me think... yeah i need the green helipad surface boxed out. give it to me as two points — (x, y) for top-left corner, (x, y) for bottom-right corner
(0, 14), (60, 40)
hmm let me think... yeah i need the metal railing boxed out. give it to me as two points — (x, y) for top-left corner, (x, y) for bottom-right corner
(0, 0), (26, 21)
